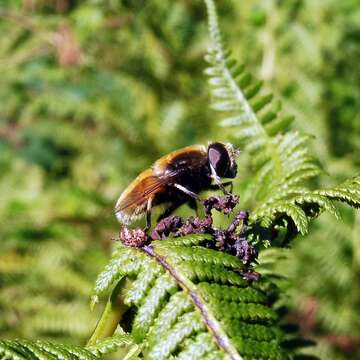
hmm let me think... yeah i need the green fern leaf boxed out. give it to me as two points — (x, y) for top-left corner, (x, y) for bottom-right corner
(314, 175), (360, 208)
(92, 235), (291, 360)
(86, 334), (140, 358)
(0, 340), (98, 360)
(251, 202), (309, 235)
(204, 0), (360, 240)
(0, 335), (137, 360)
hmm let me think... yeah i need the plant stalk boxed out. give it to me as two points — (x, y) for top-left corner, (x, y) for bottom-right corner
(87, 279), (128, 346)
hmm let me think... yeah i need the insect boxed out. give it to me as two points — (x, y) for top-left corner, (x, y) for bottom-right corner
(115, 142), (239, 230)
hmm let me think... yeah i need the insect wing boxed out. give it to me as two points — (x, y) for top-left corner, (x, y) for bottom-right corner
(115, 169), (172, 224)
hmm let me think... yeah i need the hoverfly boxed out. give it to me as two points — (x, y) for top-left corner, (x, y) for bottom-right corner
(115, 142), (239, 230)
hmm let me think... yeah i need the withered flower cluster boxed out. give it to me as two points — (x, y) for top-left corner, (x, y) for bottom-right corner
(119, 194), (259, 279)
(119, 227), (148, 248)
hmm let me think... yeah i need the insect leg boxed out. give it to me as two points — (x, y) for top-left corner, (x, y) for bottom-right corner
(209, 163), (231, 195)
(157, 196), (199, 222)
(144, 197), (153, 232)
(173, 183), (199, 199)
(209, 181), (233, 193)
(188, 198), (199, 217)
(157, 200), (182, 221)
(173, 184), (202, 217)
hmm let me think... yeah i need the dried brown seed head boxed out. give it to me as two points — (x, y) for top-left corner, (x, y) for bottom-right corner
(120, 227), (148, 247)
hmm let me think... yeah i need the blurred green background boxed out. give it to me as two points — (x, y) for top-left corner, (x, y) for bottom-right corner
(0, 0), (359, 359)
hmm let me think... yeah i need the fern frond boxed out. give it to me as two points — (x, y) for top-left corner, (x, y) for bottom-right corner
(204, 0), (360, 240)
(146, 311), (205, 359)
(91, 247), (142, 307)
(155, 243), (247, 269)
(131, 272), (178, 341)
(204, 0), (319, 213)
(204, 0), (321, 194)
(0, 339), (99, 360)
(92, 235), (292, 360)
(0, 335), (137, 360)
(314, 175), (360, 208)
(175, 333), (218, 360)
(251, 202), (309, 235)
(25, 302), (97, 338)
(146, 292), (193, 346)
(86, 333), (139, 358)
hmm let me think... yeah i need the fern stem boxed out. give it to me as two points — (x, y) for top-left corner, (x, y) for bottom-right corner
(143, 244), (243, 360)
(87, 279), (129, 346)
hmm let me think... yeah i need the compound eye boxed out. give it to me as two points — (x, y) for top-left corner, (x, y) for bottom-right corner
(208, 143), (230, 177)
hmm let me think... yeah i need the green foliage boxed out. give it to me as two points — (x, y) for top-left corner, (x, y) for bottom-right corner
(92, 235), (290, 360)
(93, 2), (360, 357)
(0, 340), (98, 360)
(203, 0), (359, 241)
(277, 210), (360, 360)
(86, 334), (140, 359)
(322, 12), (360, 163)
(0, 0), (358, 359)
(0, 0), (212, 344)
(256, 209), (360, 360)
(0, 334), (135, 360)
